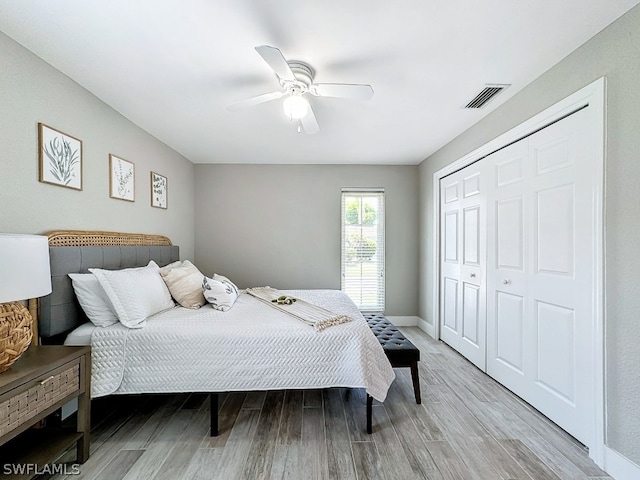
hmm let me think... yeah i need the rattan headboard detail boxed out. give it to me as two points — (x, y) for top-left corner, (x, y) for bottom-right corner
(46, 230), (172, 247)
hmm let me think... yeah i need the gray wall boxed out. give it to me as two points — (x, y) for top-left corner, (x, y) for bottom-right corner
(418, 5), (640, 465)
(0, 32), (195, 259)
(194, 164), (419, 316)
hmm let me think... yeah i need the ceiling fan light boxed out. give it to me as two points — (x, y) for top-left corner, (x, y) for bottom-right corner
(283, 95), (309, 119)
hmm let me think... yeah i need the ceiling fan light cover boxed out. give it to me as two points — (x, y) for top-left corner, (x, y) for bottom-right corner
(283, 95), (309, 119)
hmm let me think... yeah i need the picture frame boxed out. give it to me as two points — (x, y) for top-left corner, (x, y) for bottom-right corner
(150, 171), (168, 209)
(109, 154), (135, 202)
(38, 123), (83, 190)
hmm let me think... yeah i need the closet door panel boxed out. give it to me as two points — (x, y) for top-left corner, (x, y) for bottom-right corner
(439, 161), (486, 370)
(495, 291), (525, 373)
(496, 196), (524, 270)
(486, 107), (595, 445)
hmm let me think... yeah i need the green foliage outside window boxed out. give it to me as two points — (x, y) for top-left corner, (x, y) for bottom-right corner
(345, 200), (377, 226)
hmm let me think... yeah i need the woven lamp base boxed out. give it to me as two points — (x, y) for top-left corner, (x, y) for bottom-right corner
(0, 302), (33, 373)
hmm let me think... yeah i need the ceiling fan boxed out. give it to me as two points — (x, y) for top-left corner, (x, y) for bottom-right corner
(227, 45), (374, 134)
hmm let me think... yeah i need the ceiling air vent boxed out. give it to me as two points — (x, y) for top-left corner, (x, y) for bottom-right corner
(464, 84), (510, 109)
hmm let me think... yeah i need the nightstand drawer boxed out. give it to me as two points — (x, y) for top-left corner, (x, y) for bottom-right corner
(0, 359), (80, 438)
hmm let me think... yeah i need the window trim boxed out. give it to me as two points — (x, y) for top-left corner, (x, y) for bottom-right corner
(340, 187), (385, 312)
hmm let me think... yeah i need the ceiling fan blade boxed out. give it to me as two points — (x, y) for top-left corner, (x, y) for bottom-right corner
(310, 83), (374, 100)
(226, 91), (284, 112)
(255, 45), (296, 81)
(300, 104), (320, 135)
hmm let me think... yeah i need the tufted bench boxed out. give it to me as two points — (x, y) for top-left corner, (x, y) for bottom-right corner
(364, 313), (421, 405)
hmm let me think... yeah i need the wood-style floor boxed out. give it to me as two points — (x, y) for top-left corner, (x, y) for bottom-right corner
(47, 327), (610, 480)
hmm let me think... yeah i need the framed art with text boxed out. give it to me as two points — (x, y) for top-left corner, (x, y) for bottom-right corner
(151, 171), (167, 209)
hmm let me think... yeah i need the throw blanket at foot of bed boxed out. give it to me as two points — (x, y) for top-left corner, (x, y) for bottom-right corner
(245, 286), (352, 331)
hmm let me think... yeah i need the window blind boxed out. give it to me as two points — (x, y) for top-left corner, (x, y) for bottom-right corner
(341, 188), (385, 312)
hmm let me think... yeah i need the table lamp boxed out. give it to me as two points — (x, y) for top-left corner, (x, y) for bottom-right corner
(0, 234), (51, 372)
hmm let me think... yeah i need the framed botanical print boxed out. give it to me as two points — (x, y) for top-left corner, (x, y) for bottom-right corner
(38, 123), (83, 190)
(109, 154), (135, 201)
(151, 171), (167, 209)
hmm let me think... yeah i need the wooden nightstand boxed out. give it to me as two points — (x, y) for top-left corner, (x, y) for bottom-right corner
(0, 346), (91, 478)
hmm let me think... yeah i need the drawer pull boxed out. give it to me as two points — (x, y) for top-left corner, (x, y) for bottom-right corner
(40, 375), (55, 386)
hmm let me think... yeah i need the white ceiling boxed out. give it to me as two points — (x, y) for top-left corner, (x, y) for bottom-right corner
(1, 1), (638, 165)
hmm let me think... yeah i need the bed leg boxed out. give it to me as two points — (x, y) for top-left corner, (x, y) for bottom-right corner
(344, 388), (351, 402)
(366, 394), (373, 434)
(210, 393), (219, 437)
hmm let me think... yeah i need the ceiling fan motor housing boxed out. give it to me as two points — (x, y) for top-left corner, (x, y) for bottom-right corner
(281, 61), (315, 94)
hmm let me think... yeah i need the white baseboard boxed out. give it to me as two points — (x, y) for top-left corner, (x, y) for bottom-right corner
(386, 316), (419, 327)
(385, 315), (436, 338)
(604, 446), (640, 480)
(417, 318), (435, 338)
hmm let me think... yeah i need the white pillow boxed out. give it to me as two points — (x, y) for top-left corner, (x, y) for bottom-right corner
(159, 260), (206, 309)
(89, 261), (175, 328)
(202, 274), (239, 312)
(68, 273), (118, 327)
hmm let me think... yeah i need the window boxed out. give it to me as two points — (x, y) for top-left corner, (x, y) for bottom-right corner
(341, 188), (385, 311)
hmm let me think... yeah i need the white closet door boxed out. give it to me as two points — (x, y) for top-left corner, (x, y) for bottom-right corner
(439, 162), (486, 370)
(486, 107), (595, 444)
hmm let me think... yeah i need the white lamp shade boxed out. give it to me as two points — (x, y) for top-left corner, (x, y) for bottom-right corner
(283, 95), (309, 119)
(0, 234), (52, 302)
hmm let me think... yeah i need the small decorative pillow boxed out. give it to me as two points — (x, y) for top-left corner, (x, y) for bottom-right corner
(202, 274), (239, 312)
(161, 260), (182, 271)
(68, 273), (119, 327)
(159, 260), (206, 309)
(89, 261), (175, 328)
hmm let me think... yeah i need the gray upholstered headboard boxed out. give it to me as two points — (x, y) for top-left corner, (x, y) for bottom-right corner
(38, 231), (179, 340)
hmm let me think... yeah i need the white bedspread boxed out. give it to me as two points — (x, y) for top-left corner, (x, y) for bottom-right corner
(90, 289), (395, 401)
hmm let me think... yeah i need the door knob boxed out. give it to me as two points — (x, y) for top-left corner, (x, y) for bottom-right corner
(470, 273), (476, 278)
(503, 279), (511, 285)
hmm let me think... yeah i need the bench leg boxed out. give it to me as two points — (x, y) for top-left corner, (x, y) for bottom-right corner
(410, 362), (421, 404)
(210, 393), (219, 437)
(366, 394), (373, 434)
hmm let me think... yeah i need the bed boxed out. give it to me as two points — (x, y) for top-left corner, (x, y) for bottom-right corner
(37, 230), (395, 434)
